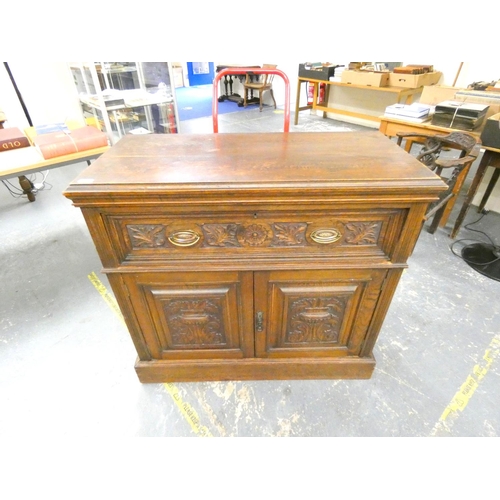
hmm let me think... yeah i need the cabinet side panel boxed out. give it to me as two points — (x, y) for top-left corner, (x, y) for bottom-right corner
(80, 208), (122, 268)
(106, 273), (152, 360)
(359, 268), (405, 357)
(391, 204), (428, 262)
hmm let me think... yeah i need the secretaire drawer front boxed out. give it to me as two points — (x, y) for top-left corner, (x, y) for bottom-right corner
(104, 209), (408, 264)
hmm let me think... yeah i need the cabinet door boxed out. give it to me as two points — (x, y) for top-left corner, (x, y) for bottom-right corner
(254, 269), (387, 358)
(121, 271), (254, 360)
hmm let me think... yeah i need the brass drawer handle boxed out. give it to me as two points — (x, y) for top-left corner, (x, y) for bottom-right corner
(168, 230), (201, 247)
(310, 228), (342, 244)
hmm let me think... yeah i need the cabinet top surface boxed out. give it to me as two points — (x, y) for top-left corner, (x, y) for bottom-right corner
(65, 131), (445, 198)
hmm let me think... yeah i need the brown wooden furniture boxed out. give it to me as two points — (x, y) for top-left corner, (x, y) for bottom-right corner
(0, 119), (109, 202)
(0, 143), (108, 202)
(295, 78), (423, 126)
(215, 64), (261, 105)
(64, 131), (445, 383)
(379, 115), (500, 238)
(396, 131), (480, 234)
(450, 145), (500, 239)
(243, 64), (277, 111)
(379, 115), (482, 142)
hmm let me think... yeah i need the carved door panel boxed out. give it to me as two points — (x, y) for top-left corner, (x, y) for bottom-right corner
(122, 271), (254, 360)
(254, 269), (387, 358)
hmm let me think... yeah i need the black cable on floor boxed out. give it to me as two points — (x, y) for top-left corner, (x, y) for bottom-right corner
(1, 172), (52, 198)
(450, 212), (500, 266)
(1, 180), (24, 197)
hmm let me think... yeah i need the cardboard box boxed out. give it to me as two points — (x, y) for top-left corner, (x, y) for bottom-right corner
(420, 85), (459, 105)
(389, 71), (442, 88)
(420, 71), (443, 87)
(480, 113), (500, 149)
(341, 70), (389, 87)
(299, 64), (338, 81)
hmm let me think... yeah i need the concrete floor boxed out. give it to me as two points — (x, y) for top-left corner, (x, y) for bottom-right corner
(1, 106), (499, 438)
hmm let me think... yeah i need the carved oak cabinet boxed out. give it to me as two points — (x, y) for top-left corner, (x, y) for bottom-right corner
(64, 131), (445, 382)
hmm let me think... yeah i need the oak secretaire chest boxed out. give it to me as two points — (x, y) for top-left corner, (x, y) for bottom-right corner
(64, 131), (445, 382)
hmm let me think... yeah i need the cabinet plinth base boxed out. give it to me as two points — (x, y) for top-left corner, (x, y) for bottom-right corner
(134, 356), (376, 383)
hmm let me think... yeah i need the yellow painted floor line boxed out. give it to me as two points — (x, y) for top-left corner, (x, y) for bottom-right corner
(88, 271), (213, 437)
(164, 383), (213, 437)
(88, 272), (125, 325)
(431, 334), (500, 435)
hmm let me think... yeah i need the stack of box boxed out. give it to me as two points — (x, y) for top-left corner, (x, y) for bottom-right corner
(384, 103), (433, 122)
(431, 101), (490, 131)
(340, 69), (441, 88)
(331, 66), (345, 82)
(340, 63), (441, 89)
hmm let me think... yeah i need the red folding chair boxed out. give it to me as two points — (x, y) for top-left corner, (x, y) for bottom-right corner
(212, 67), (290, 133)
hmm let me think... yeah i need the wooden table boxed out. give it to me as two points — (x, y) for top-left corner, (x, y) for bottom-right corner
(378, 115), (496, 238)
(1, 121), (109, 202)
(295, 77), (423, 125)
(379, 115), (482, 143)
(64, 131), (445, 382)
(0, 145), (108, 202)
(215, 65), (260, 105)
(450, 144), (500, 239)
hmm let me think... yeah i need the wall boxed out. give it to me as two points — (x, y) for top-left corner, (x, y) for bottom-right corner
(441, 62), (500, 87)
(0, 64), (32, 129)
(0, 62), (83, 129)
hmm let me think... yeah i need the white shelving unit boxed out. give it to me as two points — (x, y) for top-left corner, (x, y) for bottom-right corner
(69, 62), (180, 145)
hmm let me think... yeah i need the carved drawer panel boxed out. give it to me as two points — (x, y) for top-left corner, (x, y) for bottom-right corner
(254, 269), (387, 358)
(105, 209), (407, 264)
(122, 271), (254, 360)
